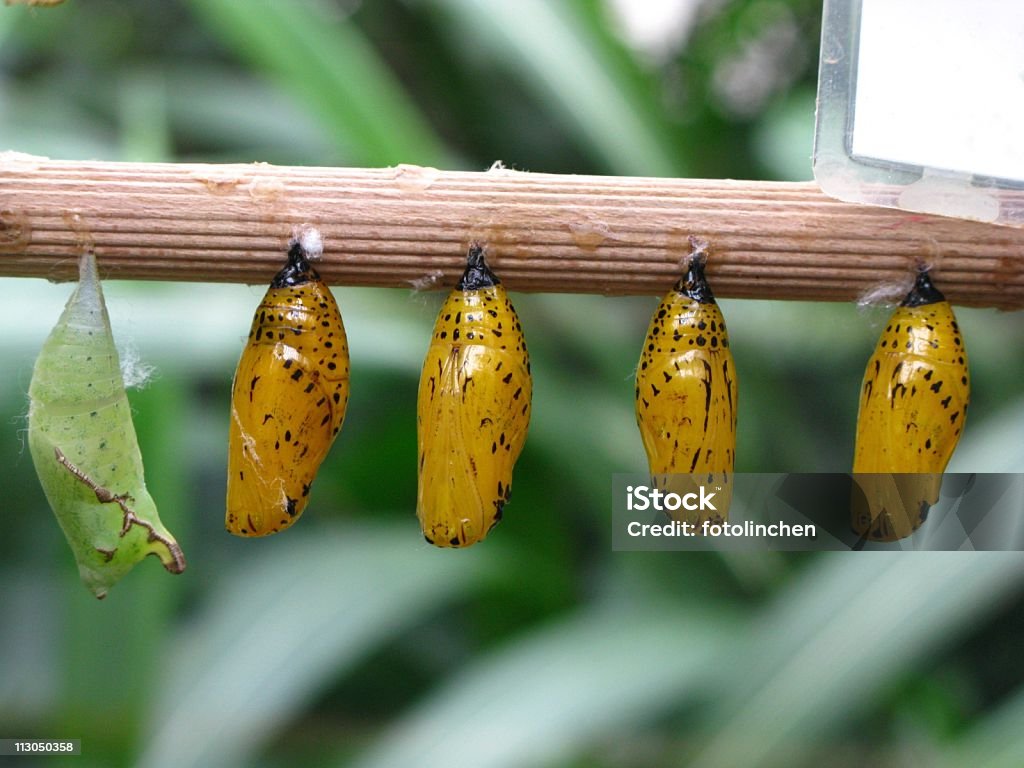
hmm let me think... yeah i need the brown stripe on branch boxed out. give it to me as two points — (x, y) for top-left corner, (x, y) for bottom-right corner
(2, 155), (1023, 308)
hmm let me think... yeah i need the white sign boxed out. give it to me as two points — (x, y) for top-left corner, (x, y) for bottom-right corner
(814, 0), (1024, 226)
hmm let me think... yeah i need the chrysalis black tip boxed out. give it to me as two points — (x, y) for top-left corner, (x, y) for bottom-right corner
(272, 237), (322, 288)
(456, 243), (500, 290)
(900, 270), (945, 308)
(675, 249), (716, 304)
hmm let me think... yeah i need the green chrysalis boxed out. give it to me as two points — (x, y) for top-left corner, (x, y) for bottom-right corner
(27, 252), (185, 599)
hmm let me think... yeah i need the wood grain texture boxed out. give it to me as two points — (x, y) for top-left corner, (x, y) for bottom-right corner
(2, 154), (1023, 307)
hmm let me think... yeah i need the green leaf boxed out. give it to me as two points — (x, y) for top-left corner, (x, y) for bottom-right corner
(348, 604), (736, 768)
(939, 684), (1024, 768)
(427, 0), (686, 176)
(138, 525), (497, 768)
(117, 68), (173, 162)
(690, 553), (1024, 767)
(186, 0), (452, 166)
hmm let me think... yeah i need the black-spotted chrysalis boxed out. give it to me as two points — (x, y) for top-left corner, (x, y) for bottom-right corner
(851, 269), (970, 541)
(226, 228), (350, 537)
(416, 243), (532, 547)
(635, 241), (737, 526)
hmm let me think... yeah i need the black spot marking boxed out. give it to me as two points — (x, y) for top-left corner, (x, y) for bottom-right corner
(700, 360), (712, 431)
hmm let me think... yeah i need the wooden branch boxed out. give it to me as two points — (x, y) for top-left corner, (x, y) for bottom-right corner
(2, 154), (1023, 308)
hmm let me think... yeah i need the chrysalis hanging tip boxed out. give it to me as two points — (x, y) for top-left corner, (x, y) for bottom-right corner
(274, 227), (324, 288)
(901, 268), (945, 308)
(857, 260), (940, 310)
(686, 235), (710, 268)
(290, 225), (324, 261)
(457, 242), (500, 290)
(676, 236), (714, 304)
(468, 241), (486, 264)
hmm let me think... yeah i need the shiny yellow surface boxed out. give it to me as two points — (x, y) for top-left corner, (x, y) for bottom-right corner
(635, 273), (737, 525)
(417, 282), (531, 547)
(852, 282), (969, 541)
(226, 273), (349, 537)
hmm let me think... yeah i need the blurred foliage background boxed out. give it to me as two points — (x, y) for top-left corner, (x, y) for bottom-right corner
(3, 1), (1024, 766)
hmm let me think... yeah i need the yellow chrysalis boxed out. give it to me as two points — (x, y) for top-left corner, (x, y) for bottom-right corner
(226, 229), (350, 537)
(852, 270), (970, 541)
(416, 243), (532, 547)
(635, 242), (737, 526)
